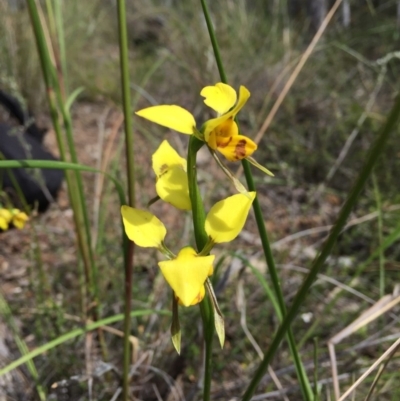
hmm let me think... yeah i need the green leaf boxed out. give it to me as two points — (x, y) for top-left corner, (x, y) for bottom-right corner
(206, 279), (225, 348)
(171, 296), (181, 354)
(65, 87), (85, 112)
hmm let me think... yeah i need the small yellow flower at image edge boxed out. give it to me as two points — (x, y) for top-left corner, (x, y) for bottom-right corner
(11, 209), (29, 229)
(0, 207), (29, 231)
(0, 208), (13, 231)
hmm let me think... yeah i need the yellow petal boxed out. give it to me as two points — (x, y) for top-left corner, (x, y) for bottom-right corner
(152, 140), (186, 177)
(0, 209), (12, 222)
(176, 285), (206, 306)
(136, 105), (196, 134)
(0, 217), (9, 231)
(212, 133), (257, 162)
(205, 192), (256, 243)
(204, 85), (250, 140)
(158, 247), (215, 307)
(121, 205), (166, 248)
(200, 83), (237, 115)
(11, 209), (29, 229)
(156, 166), (191, 210)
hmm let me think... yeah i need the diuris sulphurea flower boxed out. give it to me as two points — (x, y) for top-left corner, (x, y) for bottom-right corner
(135, 83), (273, 177)
(120, 192), (256, 352)
(121, 191), (255, 306)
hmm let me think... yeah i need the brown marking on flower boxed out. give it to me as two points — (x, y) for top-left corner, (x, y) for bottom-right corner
(234, 139), (247, 160)
(217, 136), (232, 149)
(193, 291), (204, 305)
(159, 163), (169, 176)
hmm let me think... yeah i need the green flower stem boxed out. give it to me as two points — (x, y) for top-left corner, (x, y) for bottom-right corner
(199, 0), (312, 397)
(116, 1), (136, 400)
(200, 0), (227, 84)
(187, 136), (208, 248)
(242, 94), (400, 401)
(188, 135), (213, 401)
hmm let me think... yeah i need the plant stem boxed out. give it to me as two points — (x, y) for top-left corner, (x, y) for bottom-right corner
(199, 0), (312, 397)
(200, 0), (228, 84)
(372, 173), (385, 297)
(116, 1), (136, 400)
(188, 135), (214, 401)
(26, 0), (94, 318)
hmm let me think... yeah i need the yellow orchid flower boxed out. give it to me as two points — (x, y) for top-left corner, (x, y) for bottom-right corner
(135, 83), (273, 176)
(11, 209), (29, 229)
(152, 140), (191, 210)
(120, 192), (255, 306)
(201, 84), (257, 162)
(0, 208), (28, 230)
(159, 247), (214, 307)
(121, 205), (214, 307)
(0, 208), (12, 231)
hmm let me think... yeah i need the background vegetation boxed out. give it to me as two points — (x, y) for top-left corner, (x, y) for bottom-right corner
(1, 0), (400, 400)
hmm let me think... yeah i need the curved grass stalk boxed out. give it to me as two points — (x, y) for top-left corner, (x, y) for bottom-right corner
(0, 160), (126, 206)
(242, 94), (400, 401)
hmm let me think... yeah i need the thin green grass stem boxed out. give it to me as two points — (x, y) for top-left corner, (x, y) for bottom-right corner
(26, 0), (97, 321)
(199, 0), (227, 84)
(57, 93), (99, 313)
(242, 94), (400, 401)
(116, 1), (136, 399)
(53, 0), (68, 93)
(44, 4), (99, 318)
(313, 338), (319, 401)
(242, 160), (313, 400)
(188, 135), (214, 401)
(198, 0), (312, 397)
(372, 173), (385, 297)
